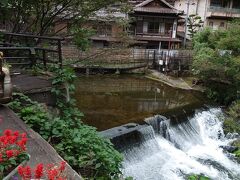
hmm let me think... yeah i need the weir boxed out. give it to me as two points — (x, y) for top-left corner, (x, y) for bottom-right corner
(102, 108), (240, 180)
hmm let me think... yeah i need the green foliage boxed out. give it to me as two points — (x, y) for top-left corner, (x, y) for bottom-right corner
(234, 150), (240, 158)
(8, 66), (123, 179)
(223, 100), (240, 134)
(187, 174), (210, 180)
(192, 21), (240, 104)
(0, 0), (125, 35)
(72, 28), (95, 51)
(231, 140), (240, 160)
(187, 14), (204, 39)
(55, 126), (123, 178)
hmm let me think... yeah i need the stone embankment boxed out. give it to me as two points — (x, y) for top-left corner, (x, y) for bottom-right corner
(145, 70), (204, 92)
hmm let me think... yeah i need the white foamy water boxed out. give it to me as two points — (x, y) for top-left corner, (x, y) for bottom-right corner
(123, 108), (240, 180)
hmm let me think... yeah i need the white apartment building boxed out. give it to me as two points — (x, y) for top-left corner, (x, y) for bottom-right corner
(174, 0), (240, 30)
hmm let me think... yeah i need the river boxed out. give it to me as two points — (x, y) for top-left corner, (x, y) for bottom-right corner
(74, 75), (240, 180)
(75, 75), (205, 131)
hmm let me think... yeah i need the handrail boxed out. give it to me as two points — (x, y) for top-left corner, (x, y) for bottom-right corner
(0, 31), (64, 41)
(208, 6), (240, 14)
(0, 32), (63, 68)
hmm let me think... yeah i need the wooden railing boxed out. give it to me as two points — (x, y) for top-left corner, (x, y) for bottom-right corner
(0, 32), (64, 68)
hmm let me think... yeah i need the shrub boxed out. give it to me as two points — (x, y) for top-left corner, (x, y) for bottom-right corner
(8, 66), (123, 179)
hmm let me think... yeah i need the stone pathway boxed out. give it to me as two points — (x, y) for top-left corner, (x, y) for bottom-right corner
(146, 70), (204, 91)
(11, 74), (52, 94)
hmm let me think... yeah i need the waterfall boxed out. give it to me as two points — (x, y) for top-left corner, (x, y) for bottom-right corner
(122, 108), (240, 180)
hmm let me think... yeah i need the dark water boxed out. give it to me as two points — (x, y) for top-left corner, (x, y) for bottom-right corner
(74, 75), (206, 131)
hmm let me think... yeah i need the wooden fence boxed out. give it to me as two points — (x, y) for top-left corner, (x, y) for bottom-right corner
(0, 32), (64, 68)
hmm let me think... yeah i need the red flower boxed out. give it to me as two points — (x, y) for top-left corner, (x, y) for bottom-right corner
(35, 163), (44, 179)
(21, 137), (28, 145)
(18, 166), (25, 177)
(18, 166), (32, 179)
(7, 135), (17, 144)
(24, 166), (32, 179)
(13, 131), (19, 137)
(21, 133), (27, 138)
(59, 161), (66, 172)
(6, 150), (14, 158)
(16, 139), (27, 151)
(4, 129), (12, 136)
(47, 169), (58, 180)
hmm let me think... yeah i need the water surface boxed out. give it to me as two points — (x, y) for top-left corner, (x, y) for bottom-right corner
(74, 75), (205, 130)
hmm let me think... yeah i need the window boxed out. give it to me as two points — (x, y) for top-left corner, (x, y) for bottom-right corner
(165, 23), (173, 36)
(233, 0), (240, 9)
(220, 22), (225, 28)
(95, 24), (112, 36)
(210, 0), (229, 8)
(148, 21), (160, 34)
(209, 21), (214, 27)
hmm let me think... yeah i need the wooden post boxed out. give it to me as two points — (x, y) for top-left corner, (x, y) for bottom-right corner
(29, 48), (36, 67)
(43, 49), (47, 69)
(57, 40), (62, 68)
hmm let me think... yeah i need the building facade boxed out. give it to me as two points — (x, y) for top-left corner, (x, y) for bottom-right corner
(90, 0), (183, 50)
(174, 0), (240, 30)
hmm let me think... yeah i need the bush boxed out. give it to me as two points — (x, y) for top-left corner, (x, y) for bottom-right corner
(188, 174), (210, 180)
(55, 126), (123, 178)
(8, 66), (123, 179)
(224, 100), (240, 134)
(192, 22), (240, 104)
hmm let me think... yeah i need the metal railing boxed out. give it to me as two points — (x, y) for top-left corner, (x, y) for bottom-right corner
(208, 6), (240, 14)
(135, 31), (172, 37)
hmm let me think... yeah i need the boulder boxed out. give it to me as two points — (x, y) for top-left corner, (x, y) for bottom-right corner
(220, 145), (238, 153)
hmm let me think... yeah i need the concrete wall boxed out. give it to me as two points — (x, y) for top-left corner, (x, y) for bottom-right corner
(205, 19), (229, 30)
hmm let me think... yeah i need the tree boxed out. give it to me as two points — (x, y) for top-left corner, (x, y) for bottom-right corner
(192, 21), (240, 104)
(187, 14), (203, 39)
(0, 0), (126, 36)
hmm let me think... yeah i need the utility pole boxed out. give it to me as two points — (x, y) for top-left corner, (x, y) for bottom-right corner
(183, 0), (190, 48)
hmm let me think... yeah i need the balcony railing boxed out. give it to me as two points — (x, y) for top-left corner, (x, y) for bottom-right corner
(135, 30), (172, 37)
(208, 6), (240, 14)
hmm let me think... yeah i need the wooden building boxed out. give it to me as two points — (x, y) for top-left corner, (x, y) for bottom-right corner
(89, 0), (183, 50)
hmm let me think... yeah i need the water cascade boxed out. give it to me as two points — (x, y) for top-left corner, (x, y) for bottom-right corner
(122, 108), (240, 180)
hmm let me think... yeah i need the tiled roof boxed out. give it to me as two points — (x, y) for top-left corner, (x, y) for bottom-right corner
(134, 7), (180, 14)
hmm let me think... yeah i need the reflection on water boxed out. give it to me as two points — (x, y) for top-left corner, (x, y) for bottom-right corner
(74, 75), (205, 131)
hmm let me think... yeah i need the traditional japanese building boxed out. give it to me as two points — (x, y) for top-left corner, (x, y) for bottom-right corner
(130, 0), (183, 49)
(89, 0), (183, 50)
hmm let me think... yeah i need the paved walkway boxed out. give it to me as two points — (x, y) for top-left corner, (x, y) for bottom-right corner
(1, 72), (82, 179)
(11, 74), (52, 94)
(0, 106), (82, 179)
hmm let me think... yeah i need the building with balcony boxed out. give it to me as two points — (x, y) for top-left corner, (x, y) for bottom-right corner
(174, 0), (240, 31)
(89, 0), (183, 50)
